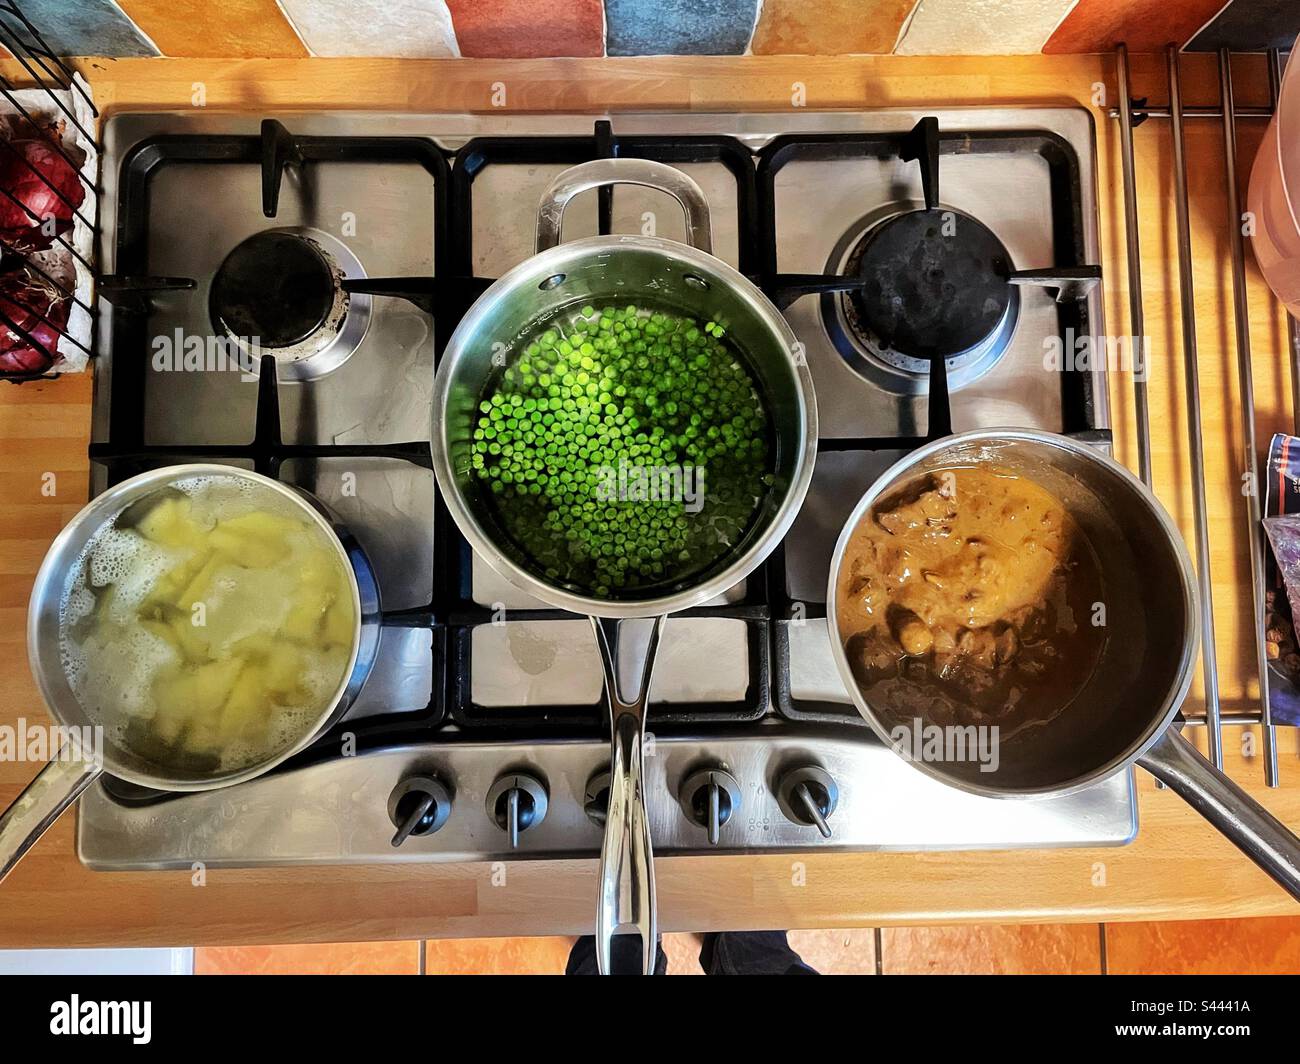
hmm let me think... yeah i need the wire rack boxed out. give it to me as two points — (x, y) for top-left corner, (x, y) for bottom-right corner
(0, 0), (100, 382)
(1112, 43), (1298, 786)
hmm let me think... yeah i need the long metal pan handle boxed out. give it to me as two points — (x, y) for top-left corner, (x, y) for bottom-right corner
(590, 615), (664, 975)
(536, 158), (713, 254)
(0, 747), (102, 883)
(1138, 728), (1300, 900)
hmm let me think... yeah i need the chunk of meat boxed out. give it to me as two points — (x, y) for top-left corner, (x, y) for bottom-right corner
(836, 465), (1105, 740)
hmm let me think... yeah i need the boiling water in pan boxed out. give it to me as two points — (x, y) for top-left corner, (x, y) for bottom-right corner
(59, 475), (354, 773)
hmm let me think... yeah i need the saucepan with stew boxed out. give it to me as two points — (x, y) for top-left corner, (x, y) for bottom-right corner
(828, 428), (1300, 899)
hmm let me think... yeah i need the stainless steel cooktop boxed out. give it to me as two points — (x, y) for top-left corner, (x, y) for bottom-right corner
(78, 108), (1133, 870)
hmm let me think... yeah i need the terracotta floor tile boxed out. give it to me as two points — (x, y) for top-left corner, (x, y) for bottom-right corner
(423, 936), (576, 975)
(1104, 917), (1300, 974)
(880, 923), (1103, 974)
(662, 931), (874, 974)
(417, 932), (854, 974)
(788, 929), (878, 974)
(195, 941), (420, 975)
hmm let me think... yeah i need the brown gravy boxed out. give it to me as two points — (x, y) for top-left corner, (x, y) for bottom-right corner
(836, 464), (1105, 740)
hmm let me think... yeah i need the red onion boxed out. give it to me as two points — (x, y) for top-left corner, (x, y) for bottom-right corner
(0, 136), (85, 252)
(0, 269), (69, 375)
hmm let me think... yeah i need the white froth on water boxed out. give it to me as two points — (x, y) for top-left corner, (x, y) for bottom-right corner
(57, 473), (353, 773)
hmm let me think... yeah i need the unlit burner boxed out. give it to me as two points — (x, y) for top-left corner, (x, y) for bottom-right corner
(826, 207), (1020, 394)
(209, 228), (370, 380)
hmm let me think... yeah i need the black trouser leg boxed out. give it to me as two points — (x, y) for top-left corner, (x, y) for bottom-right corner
(698, 931), (819, 975)
(566, 934), (669, 975)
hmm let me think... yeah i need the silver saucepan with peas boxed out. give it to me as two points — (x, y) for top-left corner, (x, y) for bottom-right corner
(431, 158), (816, 975)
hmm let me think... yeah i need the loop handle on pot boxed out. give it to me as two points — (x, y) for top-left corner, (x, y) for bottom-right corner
(536, 159), (713, 255)
(590, 614), (663, 975)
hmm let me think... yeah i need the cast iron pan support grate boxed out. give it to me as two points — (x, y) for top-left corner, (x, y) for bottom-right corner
(756, 116), (1106, 724)
(93, 125), (453, 751)
(89, 351), (447, 763)
(92, 110), (1113, 742)
(431, 118), (773, 730)
(260, 118), (302, 218)
(901, 115), (940, 210)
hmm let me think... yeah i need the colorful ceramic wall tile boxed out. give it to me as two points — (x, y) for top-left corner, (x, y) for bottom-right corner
(278, 0), (458, 58)
(116, 0), (306, 58)
(446, 0), (604, 58)
(0, 0), (157, 57)
(1046, 0), (1235, 54)
(1186, 0), (1298, 52)
(605, 0), (759, 57)
(895, 0), (1077, 55)
(750, 0), (918, 55)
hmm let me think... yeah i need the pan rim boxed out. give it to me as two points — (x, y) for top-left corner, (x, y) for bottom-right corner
(432, 233), (819, 618)
(825, 426), (1201, 801)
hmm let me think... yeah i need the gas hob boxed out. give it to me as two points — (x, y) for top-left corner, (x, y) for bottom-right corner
(77, 109), (1134, 869)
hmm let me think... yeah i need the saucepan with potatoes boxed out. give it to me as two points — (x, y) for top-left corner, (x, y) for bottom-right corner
(0, 464), (380, 882)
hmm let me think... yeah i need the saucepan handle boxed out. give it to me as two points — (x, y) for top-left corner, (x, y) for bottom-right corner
(590, 614), (664, 975)
(0, 750), (102, 884)
(536, 158), (713, 255)
(1138, 728), (1300, 901)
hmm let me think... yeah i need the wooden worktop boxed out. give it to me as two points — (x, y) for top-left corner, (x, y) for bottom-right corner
(2, 52), (1297, 948)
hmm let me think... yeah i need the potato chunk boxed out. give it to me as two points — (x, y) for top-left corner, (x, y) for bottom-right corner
(71, 479), (358, 774)
(283, 587), (334, 642)
(220, 663), (270, 742)
(136, 495), (205, 550)
(152, 659), (242, 721)
(175, 554), (225, 611)
(322, 594), (354, 648)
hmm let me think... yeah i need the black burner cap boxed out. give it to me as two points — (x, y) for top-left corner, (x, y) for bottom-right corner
(851, 208), (1013, 361)
(210, 231), (336, 348)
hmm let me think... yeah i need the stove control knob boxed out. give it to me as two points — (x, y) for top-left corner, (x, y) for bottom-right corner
(485, 772), (549, 848)
(679, 767), (742, 845)
(583, 769), (611, 828)
(388, 774), (453, 847)
(776, 766), (838, 839)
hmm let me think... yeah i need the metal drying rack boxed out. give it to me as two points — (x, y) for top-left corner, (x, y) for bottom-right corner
(0, 0), (102, 381)
(1112, 42), (1297, 786)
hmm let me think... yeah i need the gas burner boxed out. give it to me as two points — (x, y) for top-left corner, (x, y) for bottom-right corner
(209, 227), (371, 380)
(821, 205), (1020, 395)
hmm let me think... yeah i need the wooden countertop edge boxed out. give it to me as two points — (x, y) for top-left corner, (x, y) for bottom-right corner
(3, 831), (1297, 949)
